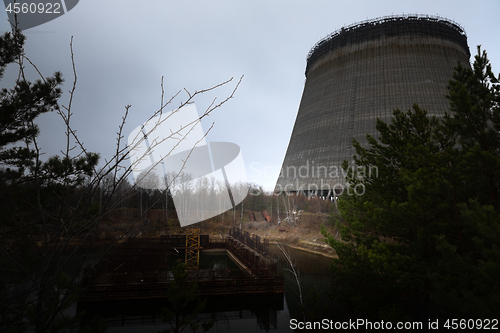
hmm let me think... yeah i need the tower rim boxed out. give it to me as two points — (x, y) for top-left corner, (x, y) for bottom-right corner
(306, 14), (469, 76)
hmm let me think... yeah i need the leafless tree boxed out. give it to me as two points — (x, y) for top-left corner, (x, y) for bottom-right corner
(277, 243), (304, 318)
(0, 24), (242, 332)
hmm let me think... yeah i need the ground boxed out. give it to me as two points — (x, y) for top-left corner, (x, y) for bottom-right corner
(95, 208), (339, 258)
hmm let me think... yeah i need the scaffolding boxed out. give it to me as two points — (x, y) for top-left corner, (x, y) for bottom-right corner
(80, 235), (283, 302)
(185, 229), (200, 269)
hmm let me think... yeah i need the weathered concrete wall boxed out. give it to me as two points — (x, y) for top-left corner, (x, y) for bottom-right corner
(276, 15), (471, 194)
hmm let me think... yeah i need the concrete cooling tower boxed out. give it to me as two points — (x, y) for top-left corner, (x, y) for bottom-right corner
(275, 14), (471, 196)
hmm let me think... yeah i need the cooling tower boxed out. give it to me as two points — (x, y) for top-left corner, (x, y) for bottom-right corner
(275, 15), (470, 196)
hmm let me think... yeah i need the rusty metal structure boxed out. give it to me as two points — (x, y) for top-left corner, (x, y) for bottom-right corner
(229, 227), (270, 255)
(185, 228), (200, 269)
(78, 294), (283, 330)
(275, 14), (471, 196)
(80, 233), (281, 302)
(261, 210), (272, 222)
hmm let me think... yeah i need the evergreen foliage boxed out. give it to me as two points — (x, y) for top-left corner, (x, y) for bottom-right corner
(159, 261), (213, 333)
(322, 46), (500, 321)
(0, 26), (100, 333)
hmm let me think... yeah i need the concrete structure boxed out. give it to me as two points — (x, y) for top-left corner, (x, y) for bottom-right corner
(275, 15), (471, 196)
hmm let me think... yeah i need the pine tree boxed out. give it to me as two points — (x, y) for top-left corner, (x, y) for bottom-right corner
(159, 261), (213, 333)
(323, 46), (500, 321)
(0, 26), (99, 333)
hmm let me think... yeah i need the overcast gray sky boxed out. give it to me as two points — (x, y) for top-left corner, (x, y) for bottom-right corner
(1, 0), (499, 191)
